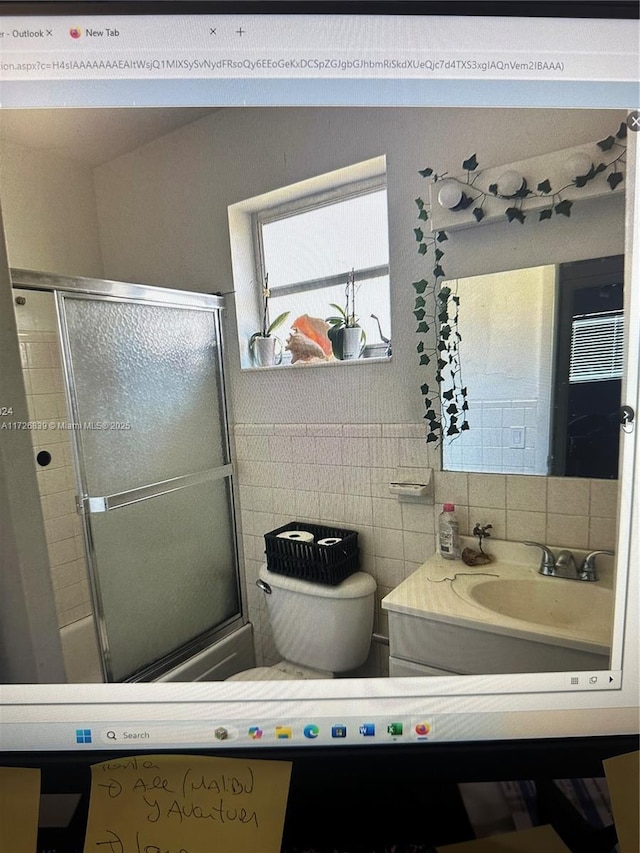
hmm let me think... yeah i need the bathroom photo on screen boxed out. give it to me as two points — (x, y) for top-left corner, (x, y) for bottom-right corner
(0, 105), (628, 684)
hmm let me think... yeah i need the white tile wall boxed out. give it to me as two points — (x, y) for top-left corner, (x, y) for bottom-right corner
(234, 422), (620, 677)
(17, 330), (93, 632)
(444, 398), (545, 475)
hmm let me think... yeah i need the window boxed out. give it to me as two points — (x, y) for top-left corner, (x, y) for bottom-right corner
(569, 310), (624, 383)
(252, 174), (391, 363)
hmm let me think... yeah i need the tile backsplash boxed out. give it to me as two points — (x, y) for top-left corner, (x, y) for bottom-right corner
(234, 422), (619, 677)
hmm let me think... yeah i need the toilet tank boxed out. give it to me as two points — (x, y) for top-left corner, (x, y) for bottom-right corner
(259, 565), (377, 672)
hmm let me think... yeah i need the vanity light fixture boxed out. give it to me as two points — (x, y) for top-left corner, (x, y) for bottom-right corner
(565, 150), (594, 182)
(438, 180), (470, 211)
(427, 134), (626, 233)
(496, 169), (527, 198)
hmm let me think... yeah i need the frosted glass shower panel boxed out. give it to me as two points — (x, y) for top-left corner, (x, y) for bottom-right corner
(62, 297), (227, 496)
(90, 478), (239, 681)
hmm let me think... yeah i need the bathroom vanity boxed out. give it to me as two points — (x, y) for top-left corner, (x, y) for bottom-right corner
(382, 539), (613, 676)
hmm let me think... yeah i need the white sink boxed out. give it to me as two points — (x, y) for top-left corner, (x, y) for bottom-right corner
(382, 538), (615, 666)
(455, 576), (612, 630)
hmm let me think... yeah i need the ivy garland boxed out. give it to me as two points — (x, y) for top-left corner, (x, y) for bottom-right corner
(413, 122), (628, 446)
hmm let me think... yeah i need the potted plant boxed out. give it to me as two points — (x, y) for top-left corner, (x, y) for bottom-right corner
(326, 269), (366, 360)
(249, 274), (290, 366)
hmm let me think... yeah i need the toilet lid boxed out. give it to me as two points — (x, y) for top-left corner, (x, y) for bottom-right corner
(227, 666), (299, 681)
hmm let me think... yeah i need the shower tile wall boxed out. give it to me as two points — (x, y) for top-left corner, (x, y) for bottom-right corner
(234, 422), (619, 677)
(14, 295), (93, 631)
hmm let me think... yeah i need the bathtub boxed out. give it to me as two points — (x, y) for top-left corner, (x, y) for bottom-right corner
(60, 615), (104, 683)
(155, 623), (255, 681)
(59, 617), (255, 682)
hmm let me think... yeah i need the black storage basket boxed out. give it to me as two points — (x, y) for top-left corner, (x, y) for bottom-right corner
(264, 522), (359, 586)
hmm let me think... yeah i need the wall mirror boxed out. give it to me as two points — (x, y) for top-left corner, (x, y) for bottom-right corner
(441, 255), (623, 479)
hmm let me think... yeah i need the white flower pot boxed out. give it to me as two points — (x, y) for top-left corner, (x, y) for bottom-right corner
(251, 335), (282, 367)
(341, 326), (362, 360)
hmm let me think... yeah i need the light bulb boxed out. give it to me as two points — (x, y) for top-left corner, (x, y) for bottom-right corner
(497, 170), (526, 197)
(438, 181), (464, 210)
(565, 151), (593, 181)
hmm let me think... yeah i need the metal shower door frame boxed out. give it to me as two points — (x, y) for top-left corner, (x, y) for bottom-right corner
(11, 269), (245, 683)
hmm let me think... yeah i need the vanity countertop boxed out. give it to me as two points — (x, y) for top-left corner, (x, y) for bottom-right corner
(381, 539), (614, 655)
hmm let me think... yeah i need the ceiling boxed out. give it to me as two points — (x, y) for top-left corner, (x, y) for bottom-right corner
(0, 107), (221, 167)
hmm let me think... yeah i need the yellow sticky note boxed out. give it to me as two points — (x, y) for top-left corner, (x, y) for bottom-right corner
(603, 750), (640, 853)
(0, 766), (41, 853)
(436, 824), (571, 852)
(83, 754), (292, 853)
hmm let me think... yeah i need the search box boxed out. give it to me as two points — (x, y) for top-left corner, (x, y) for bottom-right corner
(99, 725), (238, 745)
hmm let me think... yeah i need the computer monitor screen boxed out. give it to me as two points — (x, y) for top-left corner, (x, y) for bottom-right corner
(1, 0), (638, 795)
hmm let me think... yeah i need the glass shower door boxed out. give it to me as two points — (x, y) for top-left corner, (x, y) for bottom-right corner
(58, 293), (240, 681)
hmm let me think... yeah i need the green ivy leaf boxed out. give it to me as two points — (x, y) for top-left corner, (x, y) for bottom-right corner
(462, 154), (478, 171)
(418, 210), (429, 221)
(436, 231), (448, 242)
(537, 179), (552, 194)
(415, 295), (426, 308)
(555, 199), (573, 217)
(539, 208), (553, 221)
(442, 389), (454, 401)
(439, 286), (451, 300)
(447, 424), (460, 436)
(461, 387), (467, 396)
(462, 401), (469, 411)
(616, 121), (627, 139)
(426, 433), (439, 443)
(418, 243), (427, 255)
(488, 183), (498, 195)
(414, 308), (426, 321)
(419, 354), (430, 365)
(472, 207), (485, 222)
(438, 311), (449, 324)
(417, 341), (424, 353)
(440, 325), (451, 340)
(414, 228), (424, 242)
(433, 264), (445, 278)
(425, 409), (436, 420)
(451, 295), (460, 305)
(437, 358), (447, 371)
(419, 167), (434, 177)
(446, 403), (458, 415)
(506, 207), (525, 224)
(461, 421), (470, 431)
(437, 341), (447, 352)
(421, 384), (430, 395)
(434, 248), (444, 261)
(597, 135), (616, 151)
(435, 373), (443, 383)
(412, 279), (428, 293)
(415, 197), (424, 209)
(416, 322), (429, 333)
(607, 171), (624, 191)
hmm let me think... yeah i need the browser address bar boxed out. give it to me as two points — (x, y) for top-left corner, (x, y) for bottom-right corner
(1, 49), (637, 81)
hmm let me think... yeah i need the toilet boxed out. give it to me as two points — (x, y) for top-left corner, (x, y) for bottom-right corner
(227, 563), (377, 681)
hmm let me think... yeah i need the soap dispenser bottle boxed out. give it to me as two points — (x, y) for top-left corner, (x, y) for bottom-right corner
(439, 503), (460, 560)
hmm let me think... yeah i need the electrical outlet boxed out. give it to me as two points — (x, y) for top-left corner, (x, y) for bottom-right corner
(510, 427), (525, 448)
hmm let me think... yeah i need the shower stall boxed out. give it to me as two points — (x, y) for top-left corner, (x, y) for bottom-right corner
(11, 269), (253, 683)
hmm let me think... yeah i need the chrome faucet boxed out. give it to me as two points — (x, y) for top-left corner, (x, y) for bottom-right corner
(522, 542), (614, 582)
(578, 549), (615, 582)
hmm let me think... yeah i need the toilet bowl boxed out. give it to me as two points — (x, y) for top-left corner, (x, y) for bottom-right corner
(227, 564), (377, 681)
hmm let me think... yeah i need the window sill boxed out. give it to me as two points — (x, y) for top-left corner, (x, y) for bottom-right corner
(241, 355), (392, 373)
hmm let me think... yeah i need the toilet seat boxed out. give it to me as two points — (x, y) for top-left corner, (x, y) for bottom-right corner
(227, 661), (333, 681)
